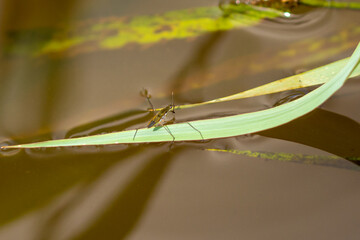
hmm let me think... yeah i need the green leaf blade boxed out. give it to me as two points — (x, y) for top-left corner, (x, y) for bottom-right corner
(3, 43), (360, 149)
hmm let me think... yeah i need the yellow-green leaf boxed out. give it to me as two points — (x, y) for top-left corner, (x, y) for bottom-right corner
(3, 42), (360, 149)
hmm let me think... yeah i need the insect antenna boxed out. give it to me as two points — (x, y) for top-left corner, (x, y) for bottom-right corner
(146, 96), (155, 112)
(140, 88), (155, 112)
(171, 91), (175, 113)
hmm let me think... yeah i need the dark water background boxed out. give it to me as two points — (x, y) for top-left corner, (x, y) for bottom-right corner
(1, 0), (360, 239)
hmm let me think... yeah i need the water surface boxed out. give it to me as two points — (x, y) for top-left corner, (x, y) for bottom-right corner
(1, 0), (360, 239)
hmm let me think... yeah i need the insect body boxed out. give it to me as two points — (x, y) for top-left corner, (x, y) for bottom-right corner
(146, 103), (176, 141)
(147, 104), (175, 128)
(133, 90), (203, 142)
(133, 90), (176, 141)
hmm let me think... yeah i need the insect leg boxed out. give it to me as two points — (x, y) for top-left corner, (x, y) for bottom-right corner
(163, 125), (175, 142)
(133, 129), (139, 141)
(186, 122), (204, 140)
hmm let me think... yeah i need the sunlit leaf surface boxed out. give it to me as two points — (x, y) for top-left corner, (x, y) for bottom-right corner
(169, 56), (360, 110)
(3, 42), (360, 149)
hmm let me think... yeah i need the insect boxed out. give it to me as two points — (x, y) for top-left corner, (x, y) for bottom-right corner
(133, 89), (204, 142)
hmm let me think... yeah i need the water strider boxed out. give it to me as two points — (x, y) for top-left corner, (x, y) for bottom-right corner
(133, 89), (204, 142)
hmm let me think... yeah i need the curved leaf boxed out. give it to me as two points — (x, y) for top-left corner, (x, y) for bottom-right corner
(164, 56), (360, 111)
(3, 42), (360, 149)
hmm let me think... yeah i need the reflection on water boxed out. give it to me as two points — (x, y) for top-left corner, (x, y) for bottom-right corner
(260, 108), (360, 163)
(272, 89), (308, 107)
(1, 0), (360, 239)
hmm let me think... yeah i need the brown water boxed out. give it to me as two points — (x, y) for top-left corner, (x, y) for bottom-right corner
(1, 0), (360, 239)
